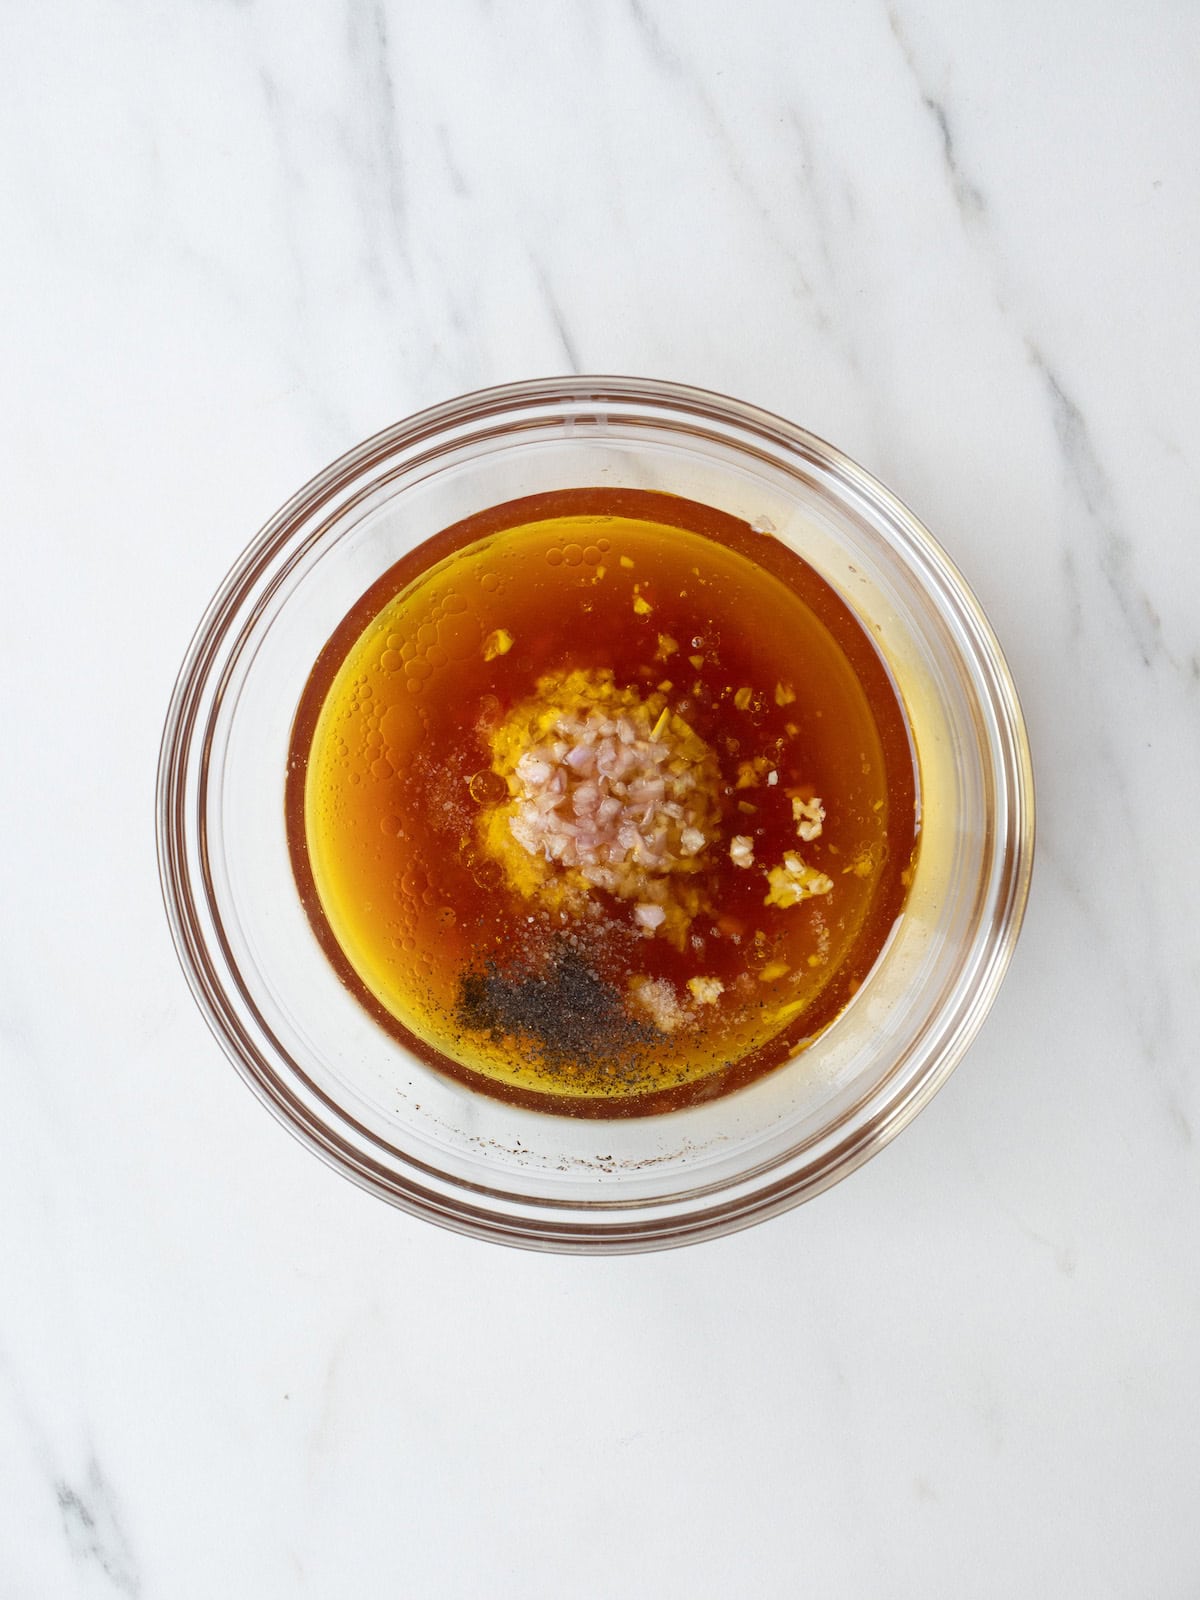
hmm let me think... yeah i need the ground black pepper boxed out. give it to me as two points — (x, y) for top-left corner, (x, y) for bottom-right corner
(457, 942), (656, 1078)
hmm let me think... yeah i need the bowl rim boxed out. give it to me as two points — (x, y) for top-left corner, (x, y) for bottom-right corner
(156, 374), (1036, 1252)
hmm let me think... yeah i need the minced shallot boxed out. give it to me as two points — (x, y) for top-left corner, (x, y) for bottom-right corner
(508, 707), (709, 882)
(495, 679), (724, 937)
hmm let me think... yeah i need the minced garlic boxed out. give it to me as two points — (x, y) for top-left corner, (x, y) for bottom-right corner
(730, 835), (755, 869)
(687, 977), (724, 1005)
(735, 756), (774, 789)
(482, 627), (514, 660)
(764, 853), (834, 908)
(792, 795), (825, 841)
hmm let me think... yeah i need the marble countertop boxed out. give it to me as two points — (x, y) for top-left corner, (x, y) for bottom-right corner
(4, 2), (1198, 1594)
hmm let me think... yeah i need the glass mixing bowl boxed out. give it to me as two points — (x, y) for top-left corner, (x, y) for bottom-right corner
(157, 377), (1034, 1252)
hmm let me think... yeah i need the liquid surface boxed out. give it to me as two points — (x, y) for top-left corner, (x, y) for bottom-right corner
(287, 489), (918, 1117)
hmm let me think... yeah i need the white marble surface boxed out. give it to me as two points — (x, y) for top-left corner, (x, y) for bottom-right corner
(3, 1), (1198, 1593)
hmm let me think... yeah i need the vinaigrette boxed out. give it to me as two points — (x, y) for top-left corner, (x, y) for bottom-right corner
(286, 489), (918, 1116)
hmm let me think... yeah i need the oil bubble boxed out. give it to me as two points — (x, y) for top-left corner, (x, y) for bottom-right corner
(442, 592), (468, 614)
(406, 658), (433, 680)
(545, 547), (563, 567)
(387, 633), (405, 649)
(425, 643), (448, 668)
(598, 537), (611, 552)
(472, 859), (503, 890)
(563, 544), (583, 567)
(480, 572), (499, 592)
(380, 814), (403, 836)
(418, 623), (437, 647)
(469, 769), (508, 805)
(405, 677), (426, 695)
(371, 757), (394, 780)
(583, 545), (602, 565)
(380, 650), (403, 672)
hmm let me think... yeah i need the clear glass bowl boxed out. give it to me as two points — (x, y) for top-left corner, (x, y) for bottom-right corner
(157, 377), (1034, 1253)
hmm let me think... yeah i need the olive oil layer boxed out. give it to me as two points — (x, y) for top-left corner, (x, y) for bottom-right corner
(287, 489), (918, 1117)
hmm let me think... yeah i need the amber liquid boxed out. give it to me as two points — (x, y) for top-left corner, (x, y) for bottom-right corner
(287, 489), (918, 1117)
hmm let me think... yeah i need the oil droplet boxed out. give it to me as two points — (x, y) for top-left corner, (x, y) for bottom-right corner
(472, 859), (503, 890)
(469, 769), (508, 805)
(480, 571), (499, 592)
(597, 537), (611, 552)
(545, 547), (563, 567)
(563, 543), (583, 567)
(386, 633), (405, 649)
(442, 592), (468, 614)
(435, 907), (457, 929)
(583, 545), (601, 565)
(371, 757), (394, 780)
(380, 814), (403, 836)
(425, 643), (448, 668)
(417, 623), (437, 646)
(380, 649), (402, 673)
(405, 677), (426, 695)
(407, 658), (433, 680)
(421, 886), (438, 906)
